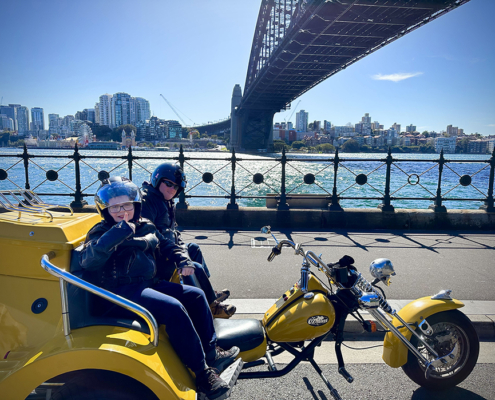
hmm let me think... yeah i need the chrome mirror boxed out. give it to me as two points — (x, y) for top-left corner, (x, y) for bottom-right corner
(370, 258), (396, 286)
(261, 226), (271, 234)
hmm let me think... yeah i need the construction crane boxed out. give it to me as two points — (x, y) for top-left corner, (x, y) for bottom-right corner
(285, 100), (301, 127)
(159, 94), (196, 126)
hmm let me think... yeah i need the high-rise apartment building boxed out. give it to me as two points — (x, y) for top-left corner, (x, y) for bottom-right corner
(295, 110), (308, 132)
(84, 109), (96, 123)
(406, 124), (417, 133)
(323, 120), (332, 131)
(391, 123), (401, 134)
(98, 94), (113, 127)
(135, 97), (151, 123)
(16, 106), (30, 134)
(30, 107), (45, 131)
(111, 92), (132, 128)
(48, 114), (60, 134)
(0, 105), (18, 131)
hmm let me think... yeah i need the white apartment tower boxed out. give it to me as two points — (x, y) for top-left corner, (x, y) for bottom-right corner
(98, 94), (113, 127)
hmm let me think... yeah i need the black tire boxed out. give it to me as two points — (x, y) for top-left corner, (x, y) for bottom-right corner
(50, 369), (159, 400)
(401, 310), (479, 390)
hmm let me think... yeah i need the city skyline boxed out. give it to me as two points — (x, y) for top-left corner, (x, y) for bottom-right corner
(1, 0), (494, 136)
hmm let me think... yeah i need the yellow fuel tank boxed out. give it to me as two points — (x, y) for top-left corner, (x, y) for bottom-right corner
(263, 276), (335, 342)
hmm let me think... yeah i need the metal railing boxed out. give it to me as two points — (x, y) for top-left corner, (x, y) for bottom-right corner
(0, 144), (494, 212)
(41, 252), (159, 346)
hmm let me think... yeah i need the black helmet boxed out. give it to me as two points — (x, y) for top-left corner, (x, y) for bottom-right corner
(150, 163), (187, 198)
(95, 176), (141, 224)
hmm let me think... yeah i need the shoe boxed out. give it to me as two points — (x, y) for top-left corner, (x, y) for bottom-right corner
(207, 346), (240, 373)
(210, 301), (236, 319)
(196, 367), (229, 399)
(215, 289), (230, 303)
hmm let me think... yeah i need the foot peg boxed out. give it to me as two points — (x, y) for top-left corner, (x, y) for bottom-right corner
(338, 367), (354, 383)
(198, 359), (244, 400)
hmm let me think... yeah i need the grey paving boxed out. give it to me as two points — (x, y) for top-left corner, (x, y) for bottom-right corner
(179, 229), (495, 301)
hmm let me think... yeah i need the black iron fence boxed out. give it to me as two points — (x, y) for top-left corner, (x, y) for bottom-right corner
(0, 145), (494, 212)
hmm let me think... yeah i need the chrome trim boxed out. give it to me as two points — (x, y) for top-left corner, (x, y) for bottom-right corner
(369, 308), (432, 366)
(41, 253), (159, 347)
(358, 292), (380, 309)
(431, 289), (453, 300)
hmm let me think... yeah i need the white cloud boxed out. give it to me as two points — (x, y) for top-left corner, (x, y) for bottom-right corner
(488, 124), (495, 127)
(372, 72), (423, 82)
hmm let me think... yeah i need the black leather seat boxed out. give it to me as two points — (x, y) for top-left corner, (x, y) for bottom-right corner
(214, 318), (265, 352)
(67, 246), (149, 334)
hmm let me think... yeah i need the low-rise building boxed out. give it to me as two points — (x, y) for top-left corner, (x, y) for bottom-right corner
(434, 136), (456, 153)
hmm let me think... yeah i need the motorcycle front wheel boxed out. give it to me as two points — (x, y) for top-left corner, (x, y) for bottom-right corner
(401, 309), (479, 390)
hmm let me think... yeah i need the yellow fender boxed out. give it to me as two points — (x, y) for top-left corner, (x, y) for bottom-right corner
(382, 296), (464, 368)
(0, 325), (196, 400)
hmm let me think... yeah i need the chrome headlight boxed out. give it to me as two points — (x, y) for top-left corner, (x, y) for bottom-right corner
(370, 258), (396, 286)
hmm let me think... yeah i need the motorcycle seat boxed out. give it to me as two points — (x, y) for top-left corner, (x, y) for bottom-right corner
(214, 318), (265, 352)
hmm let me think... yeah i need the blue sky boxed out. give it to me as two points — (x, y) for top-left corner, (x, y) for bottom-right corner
(1, 0), (494, 135)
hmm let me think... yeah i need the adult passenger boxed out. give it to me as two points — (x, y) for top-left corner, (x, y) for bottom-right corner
(141, 163), (236, 319)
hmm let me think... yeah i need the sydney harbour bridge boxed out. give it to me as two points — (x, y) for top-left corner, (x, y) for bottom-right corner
(193, 0), (471, 151)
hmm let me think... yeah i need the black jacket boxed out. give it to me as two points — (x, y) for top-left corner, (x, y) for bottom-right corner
(80, 218), (192, 289)
(141, 181), (184, 247)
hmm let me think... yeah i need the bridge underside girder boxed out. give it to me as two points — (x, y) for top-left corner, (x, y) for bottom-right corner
(240, 0), (470, 111)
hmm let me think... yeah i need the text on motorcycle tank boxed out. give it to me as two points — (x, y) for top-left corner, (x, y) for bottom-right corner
(307, 315), (330, 327)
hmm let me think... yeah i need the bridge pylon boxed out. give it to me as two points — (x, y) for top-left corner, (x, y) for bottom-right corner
(230, 84), (275, 152)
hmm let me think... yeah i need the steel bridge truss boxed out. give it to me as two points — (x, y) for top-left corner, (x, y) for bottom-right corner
(241, 0), (471, 112)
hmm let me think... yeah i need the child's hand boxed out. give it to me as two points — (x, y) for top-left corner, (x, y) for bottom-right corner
(124, 212), (135, 233)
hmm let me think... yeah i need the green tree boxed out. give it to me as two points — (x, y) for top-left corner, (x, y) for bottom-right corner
(315, 143), (335, 153)
(273, 139), (287, 152)
(456, 137), (470, 153)
(194, 143), (200, 148)
(341, 139), (360, 153)
(111, 124), (136, 141)
(206, 142), (216, 148)
(190, 131), (200, 139)
(291, 141), (306, 150)
(211, 135), (218, 140)
(421, 131), (429, 138)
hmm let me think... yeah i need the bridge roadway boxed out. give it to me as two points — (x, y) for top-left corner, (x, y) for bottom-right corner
(180, 228), (495, 399)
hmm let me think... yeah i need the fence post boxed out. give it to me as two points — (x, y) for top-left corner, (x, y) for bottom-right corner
(429, 149), (447, 212)
(70, 143), (87, 208)
(227, 148), (239, 210)
(126, 146), (133, 181)
(22, 143), (31, 190)
(378, 147), (395, 212)
(329, 148), (343, 211)
(481, 148), (495, 212)
(176, 145), (188, 209)
(277, 147), (289, 210)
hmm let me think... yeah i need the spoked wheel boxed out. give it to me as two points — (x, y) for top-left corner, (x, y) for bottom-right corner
(402, 310), (479, 390)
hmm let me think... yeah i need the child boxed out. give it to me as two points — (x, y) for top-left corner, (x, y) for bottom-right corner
(80, 176), (239, 399)
(141, 162), (235, 318)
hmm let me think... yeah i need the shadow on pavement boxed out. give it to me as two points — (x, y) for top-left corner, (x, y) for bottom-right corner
(411, 386), (487, 400)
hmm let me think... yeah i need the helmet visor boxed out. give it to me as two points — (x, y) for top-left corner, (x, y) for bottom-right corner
(95, 180), (141, 210)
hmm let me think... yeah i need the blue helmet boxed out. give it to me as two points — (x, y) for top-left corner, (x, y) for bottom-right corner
(95, 176), (141, 224)
(150, 163), (187, 198)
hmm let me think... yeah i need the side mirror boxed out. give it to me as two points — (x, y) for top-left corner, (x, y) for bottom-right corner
(260, 226), (271, 234)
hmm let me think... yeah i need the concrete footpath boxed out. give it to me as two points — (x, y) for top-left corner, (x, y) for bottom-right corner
(178, 228), (495, 340)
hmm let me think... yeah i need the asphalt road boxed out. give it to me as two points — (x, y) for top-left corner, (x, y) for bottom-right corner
(178, 229), (495, 301)
(230, 363), (494, 400)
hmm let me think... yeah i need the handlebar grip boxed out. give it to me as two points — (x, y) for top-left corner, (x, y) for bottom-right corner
(46, 251), (56, 260)
(267, 246), (281, 262)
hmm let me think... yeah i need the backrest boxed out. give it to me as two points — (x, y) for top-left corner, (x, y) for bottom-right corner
(67, 246), (149, 334)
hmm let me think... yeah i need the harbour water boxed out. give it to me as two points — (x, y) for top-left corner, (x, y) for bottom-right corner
(0, 148), (492, 210)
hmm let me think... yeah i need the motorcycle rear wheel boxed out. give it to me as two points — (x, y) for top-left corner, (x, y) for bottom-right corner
(401, 310), (479, 390)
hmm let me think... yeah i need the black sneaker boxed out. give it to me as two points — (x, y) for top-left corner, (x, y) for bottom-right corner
(215, 289), (230, 303)
(196, 367), (229, 399)
(208, 346), (240, 373)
